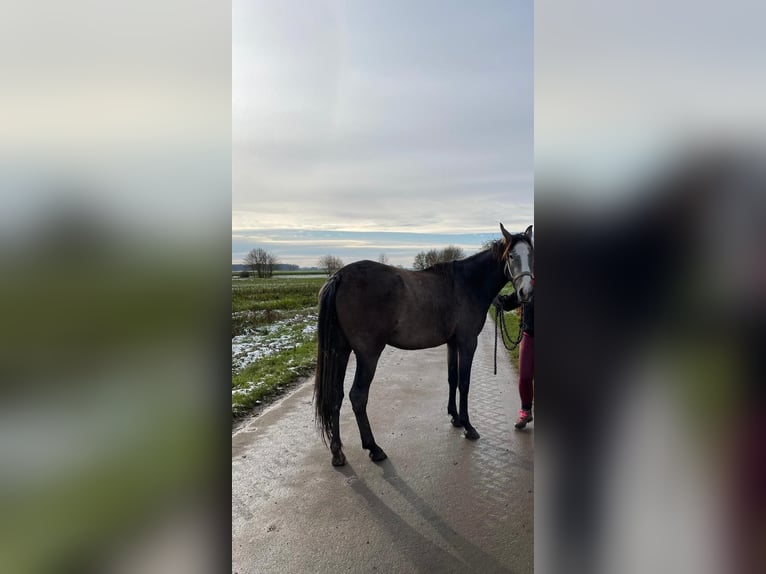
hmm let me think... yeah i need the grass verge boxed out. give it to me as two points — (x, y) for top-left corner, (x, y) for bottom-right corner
(232, 276), (325, 420)
(232, 335), (318, 418)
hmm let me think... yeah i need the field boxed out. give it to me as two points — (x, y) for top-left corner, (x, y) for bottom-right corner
(232, 274), (327, 417)
(232, 274), (522, 419)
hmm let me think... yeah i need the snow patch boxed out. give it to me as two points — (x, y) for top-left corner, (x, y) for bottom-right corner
(232, 313), (318, 374)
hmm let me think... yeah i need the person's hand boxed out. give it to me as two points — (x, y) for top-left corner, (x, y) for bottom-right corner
(493, 295), (505, 313)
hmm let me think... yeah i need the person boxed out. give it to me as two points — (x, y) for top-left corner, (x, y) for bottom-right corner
(496, 289), (534, 429)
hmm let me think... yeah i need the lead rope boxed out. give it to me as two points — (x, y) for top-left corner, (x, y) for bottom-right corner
(493, 302), (524, 375)
(494, 310), (498, 375)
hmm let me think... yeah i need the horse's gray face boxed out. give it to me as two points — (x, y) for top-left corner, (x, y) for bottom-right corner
(506, 240), (534, 303)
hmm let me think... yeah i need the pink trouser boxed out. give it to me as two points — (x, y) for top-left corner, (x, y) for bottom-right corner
(519, 332), (534, 410)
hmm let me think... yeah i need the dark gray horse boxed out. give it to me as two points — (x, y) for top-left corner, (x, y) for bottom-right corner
(314, 223), (534, 466)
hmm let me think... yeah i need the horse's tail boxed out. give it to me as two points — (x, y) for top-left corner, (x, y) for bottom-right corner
(314, 274), (348, 446)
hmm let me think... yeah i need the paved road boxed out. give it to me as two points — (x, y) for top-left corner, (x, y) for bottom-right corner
(232, 320), (533, 574)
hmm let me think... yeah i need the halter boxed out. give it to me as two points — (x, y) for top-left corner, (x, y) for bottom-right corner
(494, 251), (533, 376)
(505, 265), (534, 289)
(503, 245), (534, 295)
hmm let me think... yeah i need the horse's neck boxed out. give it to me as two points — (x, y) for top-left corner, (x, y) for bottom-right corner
(454, 252), (508, 305)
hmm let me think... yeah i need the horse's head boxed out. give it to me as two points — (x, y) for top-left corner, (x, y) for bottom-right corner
(500, 223), (534, 302)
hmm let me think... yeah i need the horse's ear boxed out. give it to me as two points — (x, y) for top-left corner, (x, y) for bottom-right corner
(499, 222), (513, 244)
(524, 224), (533, 237)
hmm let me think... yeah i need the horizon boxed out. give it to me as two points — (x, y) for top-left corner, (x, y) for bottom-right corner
(231, 224), (532, 268)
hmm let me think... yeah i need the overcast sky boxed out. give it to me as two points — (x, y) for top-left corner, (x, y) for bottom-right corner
(233, 0), (533, 267)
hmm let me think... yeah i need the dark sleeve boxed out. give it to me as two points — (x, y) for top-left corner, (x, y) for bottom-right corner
(522, 301), (534, 336)
(500, 292), (520, 311)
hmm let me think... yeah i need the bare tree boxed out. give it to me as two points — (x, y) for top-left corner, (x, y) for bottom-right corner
(265, 252), (278, 277)
(424, 249), (440, 268)
(441, 245), (465, 262)
(378, 253), (390, 265)
(412, 245), (464, 270)
(412, 250), (430, 271)
(318, 255), (344, 276)
(243, 248), (279, 278)
(243, 248), (260, 276)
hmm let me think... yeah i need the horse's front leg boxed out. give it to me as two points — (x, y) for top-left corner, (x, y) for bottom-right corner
(447, 342), (461, 427)
(457, 337), (480, 440)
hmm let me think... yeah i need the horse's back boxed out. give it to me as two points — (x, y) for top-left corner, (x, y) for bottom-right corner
(333, 260), (455, 350)
(334, 260), (408, 319)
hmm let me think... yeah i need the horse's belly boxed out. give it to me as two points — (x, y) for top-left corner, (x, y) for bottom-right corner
(388, 329), (447, 350)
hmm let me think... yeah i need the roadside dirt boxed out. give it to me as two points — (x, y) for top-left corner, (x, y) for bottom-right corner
(231, 374), (312, 434)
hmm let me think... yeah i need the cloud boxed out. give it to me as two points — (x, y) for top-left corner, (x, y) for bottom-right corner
(233, 0), (533, 259)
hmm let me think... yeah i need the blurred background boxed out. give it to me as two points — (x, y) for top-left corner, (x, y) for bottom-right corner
(0, 1), (230, 572)
(536, 1), (766, 573)
(2, 1), (765, 573)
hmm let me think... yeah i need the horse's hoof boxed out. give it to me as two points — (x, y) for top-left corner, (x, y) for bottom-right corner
(369, 448), (387, 462)
(332, 452), (347, 466)
(451, 416), (463, 428)
(464, 428), (480, 440)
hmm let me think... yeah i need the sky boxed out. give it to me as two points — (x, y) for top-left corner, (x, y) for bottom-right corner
(535, 1), (766, 205)
(233, 0), (533, 267)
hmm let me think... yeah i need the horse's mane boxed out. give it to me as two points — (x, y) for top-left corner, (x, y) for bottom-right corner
(486, 239), (508, 262)
(422, 260), (455, 277)
(420, 235), (523, 274)
(488, 233), (531, 262)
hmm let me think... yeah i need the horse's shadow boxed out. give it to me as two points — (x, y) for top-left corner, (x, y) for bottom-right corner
(335, 459), (517, 574)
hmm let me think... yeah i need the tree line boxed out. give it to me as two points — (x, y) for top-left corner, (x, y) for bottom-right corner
(243, 245), (466, 278)
(242, 247), (345, 277)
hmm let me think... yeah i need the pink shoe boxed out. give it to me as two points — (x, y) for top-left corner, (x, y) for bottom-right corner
(515, 408), (533, 429)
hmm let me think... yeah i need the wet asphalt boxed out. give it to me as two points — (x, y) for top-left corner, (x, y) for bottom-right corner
(232, 321), (533, 574)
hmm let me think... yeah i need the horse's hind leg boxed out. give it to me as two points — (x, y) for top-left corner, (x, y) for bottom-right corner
(447, 342), (461, 427)
(330, 347), (351, 466)
(330, 413), (346, 466)
(349, 351), (387, 462)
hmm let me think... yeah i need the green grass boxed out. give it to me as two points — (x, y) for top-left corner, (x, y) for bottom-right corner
(489, 286), (523, 368)
(232, 335), (318, 417)
(232, 276), (326, 313)
(232, 276), (326, 337)
(232, 269), (329, 278)
(273, 269), (328, 276)
(232, 275), (325, 418)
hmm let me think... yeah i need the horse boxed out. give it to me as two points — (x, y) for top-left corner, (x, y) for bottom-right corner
(314, 223), (534, 466)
